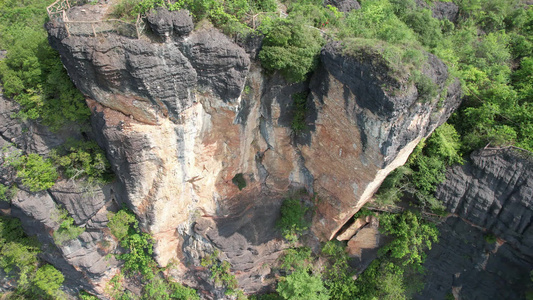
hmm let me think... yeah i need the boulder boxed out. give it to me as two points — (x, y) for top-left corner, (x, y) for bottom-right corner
(146, 8), (193, 38)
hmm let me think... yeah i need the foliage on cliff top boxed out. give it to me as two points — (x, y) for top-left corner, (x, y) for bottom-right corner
(0, 0), (90, 131)
(259, 18), (325, 82)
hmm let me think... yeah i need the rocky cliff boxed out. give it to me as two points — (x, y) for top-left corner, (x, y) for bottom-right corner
(0, 3), (463, 296)
(419, 148), (533, 299)
(0, 90), (122, 296)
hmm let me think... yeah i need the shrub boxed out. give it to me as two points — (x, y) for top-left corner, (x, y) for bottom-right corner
(0, 216), (65, 298)
(118, 230), (156, 278)
(201, 250), (240, 295)
(276, 269), (329, 300)
(259, 19), (325, 83)
(276, 198), (310, 242)
(484, 233), (497, 244)
(50, 140), (114, 184)
(379, 211), (438, 269)
(0, 183), (17, 202)
(280, 247), (312, 271)
(53, 209), (85, 246)
(291, 92), (308, 134)
(107, 209), (137, 241)
(9, 153), (58, 192)
(79, 290), (99, 300)
(232, 173), (246, 190)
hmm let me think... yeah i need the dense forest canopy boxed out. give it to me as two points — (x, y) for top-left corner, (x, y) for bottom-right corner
(0, 0), (531, 299)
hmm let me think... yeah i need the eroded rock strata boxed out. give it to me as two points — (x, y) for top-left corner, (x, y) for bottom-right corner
(420, 148), (533, 299)
(0, 4), (463, 296)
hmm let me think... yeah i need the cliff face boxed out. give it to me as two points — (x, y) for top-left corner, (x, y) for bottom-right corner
(0, 91), (121, 296)
(419, 148), (533, 299)
(39, 4), (460, 295)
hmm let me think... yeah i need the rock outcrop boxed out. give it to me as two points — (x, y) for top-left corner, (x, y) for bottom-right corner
(305, 42), (461, 239)
(419, 148), (533, 299)
(0, 91), (121, 296)
(416, 0), (459, 23)
(42, 3), (461, 296)
(324, 0), (361, 12)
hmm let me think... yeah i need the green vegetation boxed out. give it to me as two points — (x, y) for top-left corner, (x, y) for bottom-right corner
(291, 92), (308, 133)
(0, 216), (65, 299)
(201, 250), (241, 296)
(107, 208), (199, 299)
(354, 211), (438, 299)
(277, 269), (329, 300)
(276, 197), (310, 243)
(8, 153), (58, 192)
(232, 173), (247, 190)
(49, 140), (114, 184)
(266, 210), (437, 300)
(0, 183), (17, 202)
(375, 123), (462, 212)
(259, 19), (325, 82)
(0, 0), (91, 131)
(484, 233), (497, 244)
(53, 207), (85, 246)
(2, 139), (112, 194)
(79, 290), (99, 300)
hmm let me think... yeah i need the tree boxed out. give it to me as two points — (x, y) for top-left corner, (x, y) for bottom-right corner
(277, 269), (329, 300)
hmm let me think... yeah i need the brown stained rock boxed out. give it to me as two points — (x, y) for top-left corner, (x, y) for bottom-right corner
(346, 227), (382, 258)
(306, 43), (462, 240)
(336, 217), (368, 241)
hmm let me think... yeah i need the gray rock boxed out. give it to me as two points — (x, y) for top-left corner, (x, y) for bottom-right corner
(324, 0), (361, 12)
(181, 28), (250, 102)
(46, 21), (249, 121)
(436, 148), (533, 254)
(146, 8), (193, 38)
(418, 217), (533, 300)
(315, 42), (461, 162)
(416, 0), (459, 22)
(49, 180), (117, 225)
(420, 148), (533, 299)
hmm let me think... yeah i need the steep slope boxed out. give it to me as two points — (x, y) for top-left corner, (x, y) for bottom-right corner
(419, 148), (533, 299)
(42, 4), (461, 295)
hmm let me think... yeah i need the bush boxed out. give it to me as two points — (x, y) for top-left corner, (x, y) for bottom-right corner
(484, 233), (497, 244)
(259, 18), (325, 82)
(232, 173), (246, 190)
(291, 92), (308, 134)
(378, 211), (438, 268)
(276, 198), (310, 242)
(9, 153), (58, 192)
(53, 209), (85, 246)
(276, 269), (329, 300)
(50, 140), (114, 184)
(0, 216), (65, 298)
(201, 250), (240, 295)
(0, 183), (17, 202)
(107, 209), (137, 241)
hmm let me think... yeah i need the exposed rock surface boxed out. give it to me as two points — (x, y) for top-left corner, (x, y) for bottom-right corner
(419, 217), (532, 300)
(420, 148), (533, 299)
(0, 91), (121, 298)
(46, 13), (249, 123)
(45, 4), (462, 296)
(437, 148), (533, 254)
(146, 8), (193, 38)
(324, 0), (361, 12)
(306, 42), (461, 239)
(416, 0), (459, 23)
